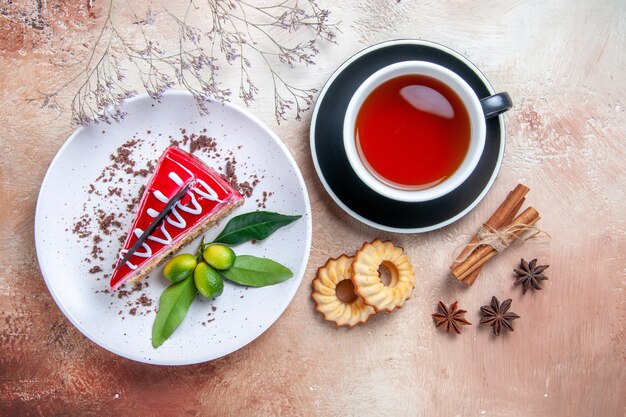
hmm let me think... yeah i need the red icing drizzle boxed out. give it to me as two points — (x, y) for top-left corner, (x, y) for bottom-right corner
(109, 147), (242, 290)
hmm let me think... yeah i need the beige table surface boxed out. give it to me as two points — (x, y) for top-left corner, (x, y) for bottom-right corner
(1, 1), (624, 416)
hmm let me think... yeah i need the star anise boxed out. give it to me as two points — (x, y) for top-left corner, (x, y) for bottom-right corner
(479, 296), (520, 336)
(432, 301), (472, 334)
(514, 258), (549, 294)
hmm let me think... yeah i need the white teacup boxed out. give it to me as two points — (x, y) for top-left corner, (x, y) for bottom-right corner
(343, 61), (511, 203)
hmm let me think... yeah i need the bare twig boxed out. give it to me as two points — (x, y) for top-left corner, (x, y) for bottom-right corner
(26, 0), (339, 125)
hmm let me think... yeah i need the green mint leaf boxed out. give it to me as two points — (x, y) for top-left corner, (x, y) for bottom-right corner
(212, 211), (301, 245)
(221, 255), (293, 287)
(152, 276), (197, 348)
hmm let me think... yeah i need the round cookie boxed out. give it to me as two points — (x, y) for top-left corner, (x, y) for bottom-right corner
(312, 255), (376, 327)
(352, 239), (415, 312)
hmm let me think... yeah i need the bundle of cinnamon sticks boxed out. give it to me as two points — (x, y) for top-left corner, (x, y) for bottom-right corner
(450, 184), (540, 286)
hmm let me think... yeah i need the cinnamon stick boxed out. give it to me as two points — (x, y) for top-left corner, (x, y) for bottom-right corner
(451, 184), (530, 285)
(461, 191), (526, 285)
(451, 207), (540, 281)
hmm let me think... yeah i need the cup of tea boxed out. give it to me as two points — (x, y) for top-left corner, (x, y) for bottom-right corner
(343, 61), (512, 202)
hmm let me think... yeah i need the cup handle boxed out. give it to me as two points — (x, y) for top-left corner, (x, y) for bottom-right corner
(480, 92), (512, 119)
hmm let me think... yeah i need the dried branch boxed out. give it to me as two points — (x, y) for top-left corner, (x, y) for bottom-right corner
(27, 0), (339, 125)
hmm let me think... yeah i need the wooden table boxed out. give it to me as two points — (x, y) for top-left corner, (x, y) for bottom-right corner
(1, 1), (624, 415)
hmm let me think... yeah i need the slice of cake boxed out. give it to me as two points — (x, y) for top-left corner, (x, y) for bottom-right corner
(110, 147), (244, 290)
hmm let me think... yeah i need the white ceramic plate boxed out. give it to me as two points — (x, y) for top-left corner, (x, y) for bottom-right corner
(35, 91), (312, 365)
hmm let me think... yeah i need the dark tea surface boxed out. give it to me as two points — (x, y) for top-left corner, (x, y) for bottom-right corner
(355, 74), (470, 189)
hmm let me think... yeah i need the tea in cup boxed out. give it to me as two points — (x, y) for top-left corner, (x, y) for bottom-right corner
(343, 61), (511, 202)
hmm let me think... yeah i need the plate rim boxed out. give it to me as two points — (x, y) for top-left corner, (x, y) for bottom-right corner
(309, 39), (506, 233)
(34, 90), (313, 365)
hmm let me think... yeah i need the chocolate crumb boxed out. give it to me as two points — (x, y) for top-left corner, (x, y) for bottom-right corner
(72, 214), (91, 238)
(226, 160), (236, 178)
(89, 266), (103, 274)
(137, 294), (152, 307)
(257, 190), (271, 209)
(91, 243), (103, 259)
(189, 134), (217, 154)
(107, 187), (122, 197)
(110, 140), (139, 167)
(127, 185), (146, 213)
(97, 211), (121, 235)
(134, 169), (149, 177)
(239, 181), (253, 197)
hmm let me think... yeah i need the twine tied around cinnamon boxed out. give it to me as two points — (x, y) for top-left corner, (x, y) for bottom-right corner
(454, 223), (550, 263)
